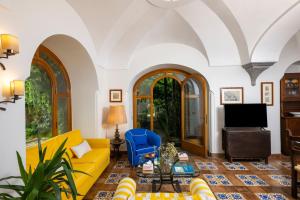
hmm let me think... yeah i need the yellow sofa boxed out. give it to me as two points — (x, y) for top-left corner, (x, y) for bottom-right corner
(113, 177), (216, 200)
(26, 130), (110, 200)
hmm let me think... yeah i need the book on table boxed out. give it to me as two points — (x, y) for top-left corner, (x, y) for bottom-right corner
(173, 163), (195, 175)
(143, 161), (154, 174)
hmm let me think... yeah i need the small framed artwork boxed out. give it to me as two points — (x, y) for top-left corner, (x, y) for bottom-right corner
(109, 89), (122, 103)
(220, 87), (244, 105)
(261, 82), (274, 106)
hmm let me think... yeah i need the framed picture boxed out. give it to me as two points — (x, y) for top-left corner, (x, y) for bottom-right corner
(261, 82), (273, 106)
(220, 87), (244, 105)
(109, 89), (122, 102)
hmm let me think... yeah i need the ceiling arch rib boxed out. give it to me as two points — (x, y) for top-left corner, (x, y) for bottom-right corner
(107, 10), (208, 68)
(251, 2), (300, 62)
(176, 0), (241, 66)
(200, 0), (249, 64)
(99, 0), (152, 67)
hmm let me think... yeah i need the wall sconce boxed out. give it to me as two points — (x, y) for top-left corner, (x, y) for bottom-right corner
(0, 80), (24, 111)
(0, 34), (19, 70)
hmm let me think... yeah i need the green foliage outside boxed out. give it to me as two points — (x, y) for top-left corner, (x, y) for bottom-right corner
(25, 65), (52, 143)
(153, 78), (181, 145)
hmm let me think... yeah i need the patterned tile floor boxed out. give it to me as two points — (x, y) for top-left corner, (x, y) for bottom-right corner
(84, 154), (295, 200)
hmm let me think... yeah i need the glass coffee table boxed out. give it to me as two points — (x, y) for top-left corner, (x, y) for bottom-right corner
(136, 153), (200, 192)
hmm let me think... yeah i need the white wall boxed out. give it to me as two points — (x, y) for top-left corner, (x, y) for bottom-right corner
(0, 0), (99, 178)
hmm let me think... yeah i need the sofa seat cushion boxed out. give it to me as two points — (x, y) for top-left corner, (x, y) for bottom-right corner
(71, 148), (109, 165)
(135, 144), (156, 155)
(72, 163), (98, 187)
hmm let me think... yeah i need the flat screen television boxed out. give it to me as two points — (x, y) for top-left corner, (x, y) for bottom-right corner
(224, 104), (267, 127)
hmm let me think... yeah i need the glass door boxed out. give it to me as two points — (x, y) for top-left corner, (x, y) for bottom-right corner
(181, 75), (208, 156)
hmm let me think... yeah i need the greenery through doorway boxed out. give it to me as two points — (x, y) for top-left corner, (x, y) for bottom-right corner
(153, 77), (181, 145)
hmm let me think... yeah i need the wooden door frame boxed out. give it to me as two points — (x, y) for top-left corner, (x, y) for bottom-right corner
(181, 74), (208, 157)
(133, 69), (209, 156)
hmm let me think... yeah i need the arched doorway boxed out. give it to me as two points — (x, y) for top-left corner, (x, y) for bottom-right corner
(25, 45), (71, 145)
(133, 69), (208, 156)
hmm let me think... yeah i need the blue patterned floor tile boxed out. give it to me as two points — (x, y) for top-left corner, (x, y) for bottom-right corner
(104, 172), (129, 184)
(251, 162), (278, 170)
(203, 174), (232, 186)
(222, 162), (248, 170)
(94, 191), (115, 200)
(215, 192), (245, 200)
(195, 161), (218, 170)
(236, 174), (268, 186)
(269, 175), (291, 186)
(256, 193), (288, 200)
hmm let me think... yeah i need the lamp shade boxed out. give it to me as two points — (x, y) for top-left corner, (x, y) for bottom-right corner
(107, 105), (127, 125)
(11, 80), (24, 96)
(0, 34), (19, 55)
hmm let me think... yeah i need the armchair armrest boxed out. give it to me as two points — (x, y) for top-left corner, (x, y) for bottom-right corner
(113, 177), (136, 200)
(86, 138), (110, 149)
(190, 178), (216, 200)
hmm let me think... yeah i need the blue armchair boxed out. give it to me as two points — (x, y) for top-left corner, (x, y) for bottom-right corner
(125, 128), (161, 166)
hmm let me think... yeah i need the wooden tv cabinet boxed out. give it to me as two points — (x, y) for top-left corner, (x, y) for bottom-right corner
(222, 127), (271, 163)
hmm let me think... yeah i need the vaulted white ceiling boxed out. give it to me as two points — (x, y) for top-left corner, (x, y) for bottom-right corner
(60, 0), (300, 68)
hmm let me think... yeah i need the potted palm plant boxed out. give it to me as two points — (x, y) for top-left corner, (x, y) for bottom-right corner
(0, 138), (83, 199)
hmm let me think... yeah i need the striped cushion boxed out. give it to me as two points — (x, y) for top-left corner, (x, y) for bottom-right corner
(113, 177), (136, 200)
(190, 178), (216, 200)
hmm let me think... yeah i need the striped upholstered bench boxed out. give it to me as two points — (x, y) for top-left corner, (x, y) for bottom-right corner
(113, 177), (216, 200)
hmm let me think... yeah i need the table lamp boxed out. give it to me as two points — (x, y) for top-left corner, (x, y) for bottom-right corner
(107, 105), (127, 142)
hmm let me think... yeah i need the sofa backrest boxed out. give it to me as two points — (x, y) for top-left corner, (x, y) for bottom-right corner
(26, 130), (83, 171)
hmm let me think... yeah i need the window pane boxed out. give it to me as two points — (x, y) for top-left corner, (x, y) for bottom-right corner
(136, 73), (164, 96)
(40, 51), (67, 93)
(26, 64), (52, 146)
(183, 78), (204, 145)
(136, 98), (150, 129)
(58, 97), (69, 134)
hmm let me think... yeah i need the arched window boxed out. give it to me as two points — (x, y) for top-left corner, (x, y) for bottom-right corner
(26, 45), (71, 145)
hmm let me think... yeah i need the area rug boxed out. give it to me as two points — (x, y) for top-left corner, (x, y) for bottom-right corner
(94, 191), (115, 200)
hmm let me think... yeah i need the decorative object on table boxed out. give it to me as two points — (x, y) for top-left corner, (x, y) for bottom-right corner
(125, 128), (161, 166)
(143, 160), (154, 174)
(220, 87), (244, 105)
(107, 105), (127, 142)
(160, 143), (178, 173)
(178, 152), (188, 161)
(109, 89), (122, 102)
(110, 139), (125, 159)
(261, 82), (274, 106)
(0, 137), (81, 199)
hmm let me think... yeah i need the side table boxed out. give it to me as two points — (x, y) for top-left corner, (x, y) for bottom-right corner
(110, 139), (125, 160)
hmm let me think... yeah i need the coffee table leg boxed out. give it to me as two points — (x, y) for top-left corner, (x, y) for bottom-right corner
(171, 180), (182, 193)
(152, 179), (162, 192)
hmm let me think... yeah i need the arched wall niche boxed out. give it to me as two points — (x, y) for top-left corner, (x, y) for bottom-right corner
(40, 34), (100, 138)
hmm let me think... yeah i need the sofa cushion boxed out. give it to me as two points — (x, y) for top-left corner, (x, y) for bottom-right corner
(135, 144), (156, 155)
(72, 163), (97, 187)
(71, 140), (92, 158)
